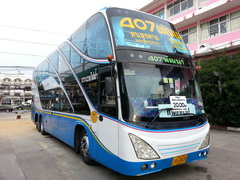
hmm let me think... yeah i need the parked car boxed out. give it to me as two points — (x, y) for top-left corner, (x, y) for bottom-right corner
(0, 105), (10, 112)
(15, 104), (31, 110)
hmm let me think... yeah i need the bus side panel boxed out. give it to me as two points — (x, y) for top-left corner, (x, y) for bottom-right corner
(94, 138), (119, 172)
(94, 115), (119, 172)
(42, 112), (96, 150)
(35, 110), (120, 173)
(42, 112), (75, 148)
(57, 115), (76, 147)
(43, 112), (53, 135)
(57, 115), (70, 145)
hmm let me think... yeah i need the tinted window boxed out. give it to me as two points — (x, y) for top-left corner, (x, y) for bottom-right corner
(86, 13), (113, 58)
(58, 53), (90, 115)
(80, 65), (99, 108)
(60, 43), (84, 70)
(71, 13), (112, 59)
(71, 22), (87, 54)
(38, 60), (72, 113)
(98, 67), (117, 118)
(49, 51), (59, 71)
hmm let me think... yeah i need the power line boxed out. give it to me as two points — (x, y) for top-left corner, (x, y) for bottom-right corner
(0, 37), (59, 46)
(0, 66), (35, 69)
(0, 24), (68, 36)
(0, 51), (46, 57)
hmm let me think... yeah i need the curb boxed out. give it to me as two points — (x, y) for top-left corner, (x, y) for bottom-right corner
(211, 125), (240, 132)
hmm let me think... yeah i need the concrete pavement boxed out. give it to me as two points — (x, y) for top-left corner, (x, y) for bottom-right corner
(0, 112), (240, 180)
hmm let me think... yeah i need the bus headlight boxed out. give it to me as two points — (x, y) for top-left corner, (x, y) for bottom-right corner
(129, 133), (159, 159)
(199, 132), (210, 150)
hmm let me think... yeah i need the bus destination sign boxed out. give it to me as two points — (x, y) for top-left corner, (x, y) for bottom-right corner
(147, 55), (185, 66)
(116, 49), (194, 68)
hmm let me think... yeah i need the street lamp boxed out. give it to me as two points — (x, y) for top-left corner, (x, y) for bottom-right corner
(213, 71), (222, 95)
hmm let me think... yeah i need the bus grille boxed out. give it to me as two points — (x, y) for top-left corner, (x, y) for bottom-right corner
(158, 139), (201, 158)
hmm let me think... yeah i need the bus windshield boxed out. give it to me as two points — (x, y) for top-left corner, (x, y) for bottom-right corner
(118, 62), (205, 123)
(107, 8), (191, 57)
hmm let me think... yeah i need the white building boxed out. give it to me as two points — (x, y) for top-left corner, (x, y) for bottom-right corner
(0, 73), (32, 105)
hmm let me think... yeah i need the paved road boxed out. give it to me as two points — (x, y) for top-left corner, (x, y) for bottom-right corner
(0, 112), (239, 180)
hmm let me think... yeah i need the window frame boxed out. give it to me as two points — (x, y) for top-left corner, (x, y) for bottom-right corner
(200, 15), (230, 40)
(167, 0), (194, 17)
(70, 13), (113, 59)
(230, 10), (240, 31)
(180, 26), (197, 44)
(153, 8), (165, 19)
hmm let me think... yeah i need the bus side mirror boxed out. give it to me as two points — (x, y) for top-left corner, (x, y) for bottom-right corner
(105, 77), (114, 96)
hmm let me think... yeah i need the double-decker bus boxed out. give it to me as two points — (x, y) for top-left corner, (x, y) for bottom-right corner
(31, 7), (210, 176)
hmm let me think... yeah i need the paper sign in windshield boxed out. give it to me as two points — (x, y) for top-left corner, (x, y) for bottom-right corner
(170, 96), (188, 111)
(175, 79), (180, 94)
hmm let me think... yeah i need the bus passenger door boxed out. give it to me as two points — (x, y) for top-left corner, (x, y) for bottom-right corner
(96, 66), (119, 171)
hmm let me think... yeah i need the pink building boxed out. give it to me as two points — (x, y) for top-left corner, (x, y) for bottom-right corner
(140, 0), (240, 60)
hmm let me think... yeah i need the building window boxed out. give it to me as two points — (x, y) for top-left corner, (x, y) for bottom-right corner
(230, 10), (240, 31)
(3, 78), (11, 83)
(153, 9), (165, 19)
(210, 19), (219, 37)
(220, 16), (227, 34)
(200, 10), (240, 40)
(167, 0), (193, 17)
(201, 15), (229, 39)
(180, 26), (197, 44)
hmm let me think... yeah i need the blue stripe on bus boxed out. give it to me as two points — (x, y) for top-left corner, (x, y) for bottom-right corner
(34, 108), (207, 157)
(99, 112), (208, 133)
(33, 108), (209, 176)
(35, 109), (114, 155)
(119, 120), (208, 133)
(36, 108), (208, 134)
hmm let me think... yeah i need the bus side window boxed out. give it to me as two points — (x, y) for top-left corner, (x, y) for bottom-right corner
(99, 72), (117, 118)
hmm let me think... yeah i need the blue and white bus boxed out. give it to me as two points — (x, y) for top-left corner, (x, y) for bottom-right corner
(31, 7), (210, 176)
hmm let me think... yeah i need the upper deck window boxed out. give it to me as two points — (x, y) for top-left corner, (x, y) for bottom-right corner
(71, 13), (112, 59)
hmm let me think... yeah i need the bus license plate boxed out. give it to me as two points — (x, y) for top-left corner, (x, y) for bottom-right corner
(171, 154), (188, 166)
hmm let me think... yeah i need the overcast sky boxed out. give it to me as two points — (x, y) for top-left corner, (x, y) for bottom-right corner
(0, 0), (151, 72)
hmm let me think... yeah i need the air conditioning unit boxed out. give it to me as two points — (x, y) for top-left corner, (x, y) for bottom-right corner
(199, 43), (210, 49)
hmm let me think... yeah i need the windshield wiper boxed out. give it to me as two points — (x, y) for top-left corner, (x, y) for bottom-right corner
(146, 108), (173, 128)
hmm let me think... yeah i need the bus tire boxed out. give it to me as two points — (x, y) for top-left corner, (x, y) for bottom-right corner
(35, 114), (39, 130)
(40, 119), (46, 135)
(79, 130), (95, 165)
(37, 119), (41, 132)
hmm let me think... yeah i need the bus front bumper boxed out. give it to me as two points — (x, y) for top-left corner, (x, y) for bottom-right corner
(118, 148), (209, 176)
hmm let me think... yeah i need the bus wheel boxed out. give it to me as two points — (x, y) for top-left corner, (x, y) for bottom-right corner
(35, 115), (39, 130)
(79, 130), (95, 165)
(40, 119), (46, 135)
(37, 119), (41, 132)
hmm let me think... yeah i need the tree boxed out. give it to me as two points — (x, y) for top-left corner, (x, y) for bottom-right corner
(197, 51), (240, 127)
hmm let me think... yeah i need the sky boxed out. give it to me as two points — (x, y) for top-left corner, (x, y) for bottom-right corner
(0, 0), (151, 74)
